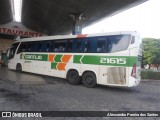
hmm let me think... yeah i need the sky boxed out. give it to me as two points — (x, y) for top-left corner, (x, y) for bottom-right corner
(14, 0), (160, 39)
(14, 0), (21, 22)
(83, 0), (160, 39)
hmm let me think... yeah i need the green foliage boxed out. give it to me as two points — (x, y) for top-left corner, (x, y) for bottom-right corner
(141, 69), (160, 80)
(142, 38), (160, 69)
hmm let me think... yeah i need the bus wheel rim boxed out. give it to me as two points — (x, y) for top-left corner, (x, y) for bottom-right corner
(86, 76), (93, 84)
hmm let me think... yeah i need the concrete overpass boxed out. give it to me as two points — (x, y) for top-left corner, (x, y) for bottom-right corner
(0, 0), (148, 35)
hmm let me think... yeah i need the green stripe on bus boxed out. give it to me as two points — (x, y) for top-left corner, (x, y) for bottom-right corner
(21, 54), (48, 61)
(73, 55), (137, 67)
(20, 53), (139, 67)
(73, 55), (83, 63)
(54, 55), (62, 62)
(51, 62), (57, 69)
(20, 54), (23, 59)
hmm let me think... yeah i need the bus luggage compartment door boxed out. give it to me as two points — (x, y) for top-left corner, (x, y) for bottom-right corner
(107, 67), (126, 85)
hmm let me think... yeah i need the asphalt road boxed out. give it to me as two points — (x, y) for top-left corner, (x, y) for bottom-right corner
(0, 67), (160, 120)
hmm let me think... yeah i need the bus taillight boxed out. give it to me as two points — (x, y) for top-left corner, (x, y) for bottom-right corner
(131, 64), (136, 78)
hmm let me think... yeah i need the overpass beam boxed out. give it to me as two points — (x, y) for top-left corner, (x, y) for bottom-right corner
(70, 13), (83, 35)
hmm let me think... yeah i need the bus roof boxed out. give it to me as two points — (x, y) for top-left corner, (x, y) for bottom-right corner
(15, 31), (139, 43)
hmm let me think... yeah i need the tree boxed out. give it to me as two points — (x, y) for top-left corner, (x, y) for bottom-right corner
(142, 38), (160, 70)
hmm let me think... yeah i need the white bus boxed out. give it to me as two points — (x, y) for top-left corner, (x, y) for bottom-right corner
(8, 31), (142, 87)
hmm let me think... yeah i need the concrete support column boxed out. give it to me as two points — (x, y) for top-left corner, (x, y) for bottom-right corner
(70, 13), (83, 35)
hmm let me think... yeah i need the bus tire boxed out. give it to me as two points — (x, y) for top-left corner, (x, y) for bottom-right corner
(16, 63), (22, 72)
(82, 72), (97, 88)
(67, 70), (81, 85)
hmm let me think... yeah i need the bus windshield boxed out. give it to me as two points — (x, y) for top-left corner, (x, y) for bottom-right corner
(8, 42), (19, 60)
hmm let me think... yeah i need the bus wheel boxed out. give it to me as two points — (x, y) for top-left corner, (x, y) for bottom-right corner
(82, 72), (97, 88)
(67, 70), (81, 85)
(16, 63), (22, 72)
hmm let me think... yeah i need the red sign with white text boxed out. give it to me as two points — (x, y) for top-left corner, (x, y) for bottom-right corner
(0, 21), (46, 37)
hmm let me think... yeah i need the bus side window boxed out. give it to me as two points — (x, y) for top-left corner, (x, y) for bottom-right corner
(108, 35), (131, 53)
(54, 41), (60, 52)
(89, 38), (97, 53)
(75, 39), (82, 52)
(46, 41), (52, 52)
(84, 39), (91, 52)
(38, 42), (42, 52)
(97, 40), (104, 53)
(31, 42), (35, 52)
(27, 43), (32, 52)
(66, 39), (73, 52)
(62, 40), (67, 52)
(51, 41), (55, 52)
(41, 41), (47, 52)
(103, 37), (110, 53)
(54, 40), (67, 52)
(33, 42), (37, 52)
(32, 41), (41, 52)
(46, 43), (49, 52)
(97, 37), (109, 53)
(54, 48), (59, 52)
(59, 46), (63, 52)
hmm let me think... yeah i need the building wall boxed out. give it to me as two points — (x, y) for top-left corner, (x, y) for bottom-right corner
(0, 38), (14, 52)
(0, 38), (14, 63)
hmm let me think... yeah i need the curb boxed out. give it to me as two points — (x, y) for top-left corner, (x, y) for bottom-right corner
(141, 79), (160, 85)
(141, 79), (160, 82)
